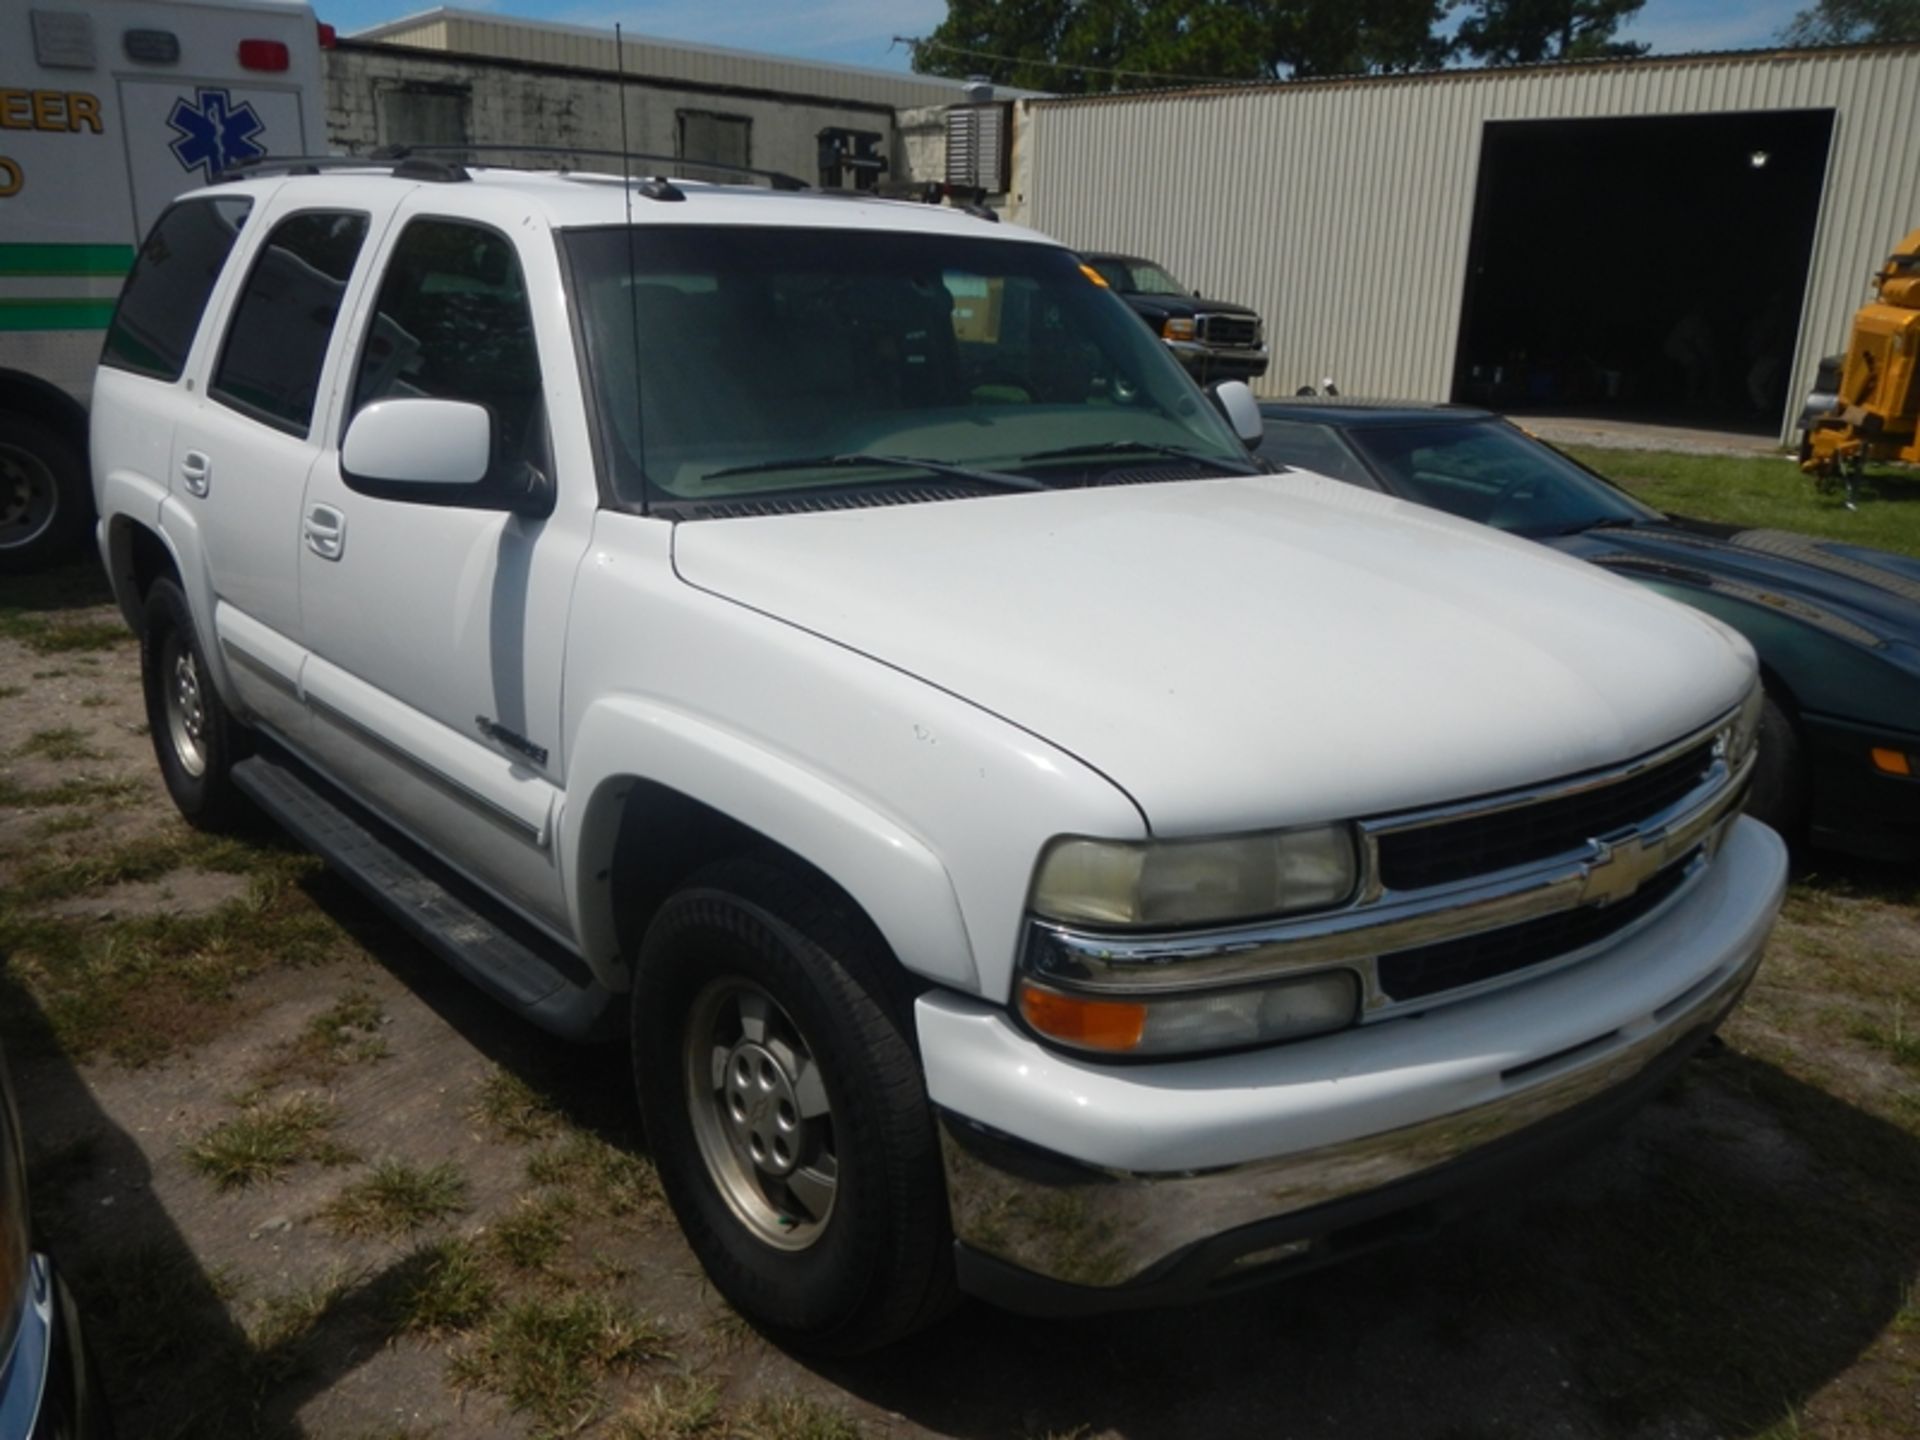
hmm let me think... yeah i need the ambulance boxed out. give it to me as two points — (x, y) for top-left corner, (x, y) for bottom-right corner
(1, 0), (323, 571)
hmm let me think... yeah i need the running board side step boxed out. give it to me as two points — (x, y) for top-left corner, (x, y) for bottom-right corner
(231, 749), (619, 1041)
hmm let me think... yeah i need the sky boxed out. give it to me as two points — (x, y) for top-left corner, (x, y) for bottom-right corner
(312, 0), (1818, 76)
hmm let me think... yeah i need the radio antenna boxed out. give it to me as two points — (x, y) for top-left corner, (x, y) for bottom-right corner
(614, 22), (650, 516)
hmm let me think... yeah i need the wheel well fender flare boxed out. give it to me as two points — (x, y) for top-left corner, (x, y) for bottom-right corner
(562, 695), (979, 995)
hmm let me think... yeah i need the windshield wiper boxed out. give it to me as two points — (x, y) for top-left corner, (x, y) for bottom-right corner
(1014, 439), (1258, 474)
(701, 452), (1045, 491)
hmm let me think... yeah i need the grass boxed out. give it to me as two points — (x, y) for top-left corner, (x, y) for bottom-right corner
(0, 868), (344, 1066)
(186, 1094), (355, 1189)
(320, 1160), (471, 1237)
(735, 1394), (867, 1440)
(14, 725), (102, 761)
(608, 1376), (724, 1440)
(0, 774), (142, 810)
(472, 1068), (564, 1142)
(446, 1293), (672, 1436)
(486, 1194), (572, 1271)
(1563, 444), (1920, 558)
(388, 1237), (497, 1336)
(524, 1130), (666, 1220)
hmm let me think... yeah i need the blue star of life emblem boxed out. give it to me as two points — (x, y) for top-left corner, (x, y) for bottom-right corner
(167, 88), (267, 180)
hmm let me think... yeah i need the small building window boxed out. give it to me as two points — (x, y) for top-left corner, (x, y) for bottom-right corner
(376, 83), (469, 151)
(677, 110), (751, 182)
(817, 128), (887, 191)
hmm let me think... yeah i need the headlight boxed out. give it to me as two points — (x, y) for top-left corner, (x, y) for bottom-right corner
(1161, 317), (1196, 341)
(1017, 971), (1359, 1056)
(1725, 682), (1764, 766)
(1031, 825), (1358, 929)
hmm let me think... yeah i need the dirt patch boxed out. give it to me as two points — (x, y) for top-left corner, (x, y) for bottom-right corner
(37, 870), (255, 921)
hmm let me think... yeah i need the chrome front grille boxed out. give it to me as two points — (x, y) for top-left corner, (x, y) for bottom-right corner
(1197, 313), (1259, 348)
(1023, 709), (1753, 1018)
(1374, 740), (1716, 891)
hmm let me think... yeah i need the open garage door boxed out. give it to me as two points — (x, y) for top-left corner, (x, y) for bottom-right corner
(1452, 110), (1835, 435)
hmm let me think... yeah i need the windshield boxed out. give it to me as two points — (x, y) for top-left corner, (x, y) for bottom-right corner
(565, 227), (1248, 505)
(1344, 420), (1656, 536)
(1119, 261), (1189, 296)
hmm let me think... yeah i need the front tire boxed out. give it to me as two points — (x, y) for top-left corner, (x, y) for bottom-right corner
(632, 859), (954, 1355)
(140, 578), (248, 830)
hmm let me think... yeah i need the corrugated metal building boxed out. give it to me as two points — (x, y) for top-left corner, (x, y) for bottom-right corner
(1016, 44), (1920, 441)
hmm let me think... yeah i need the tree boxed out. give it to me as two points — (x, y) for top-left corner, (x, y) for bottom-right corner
(1452, 0), (1649, 65)
(910, 1), (1452, 93)
(1781, 0), (1920, 45)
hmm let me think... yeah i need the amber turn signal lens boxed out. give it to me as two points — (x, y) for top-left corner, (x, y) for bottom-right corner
(1018, 982), (1147, 1053)
(1078, 263), (1110, 288)
(1871, 747), (1912, 776)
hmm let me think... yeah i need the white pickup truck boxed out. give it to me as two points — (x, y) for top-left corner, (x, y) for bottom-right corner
(90, 155), (1787, 1354)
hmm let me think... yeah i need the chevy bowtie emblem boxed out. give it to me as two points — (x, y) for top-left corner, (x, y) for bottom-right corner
(1583, 833), (1652, 906)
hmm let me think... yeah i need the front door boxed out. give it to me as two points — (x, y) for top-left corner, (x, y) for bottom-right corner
(295, 208), (591, 934)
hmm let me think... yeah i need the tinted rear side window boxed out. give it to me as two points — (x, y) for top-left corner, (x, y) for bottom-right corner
(212, 211), (370, 435)
(101, 198), (253, 381)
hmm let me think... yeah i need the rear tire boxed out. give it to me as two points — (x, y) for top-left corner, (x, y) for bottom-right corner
(631, 858), (955, 1355)
(140, 578), (249, 830)
(0, 411), (91, 574)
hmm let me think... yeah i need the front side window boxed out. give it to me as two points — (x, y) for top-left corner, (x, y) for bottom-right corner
(101, 197), (252, 381)
(212, 210), (370, 435)
(566, 226), (1249, 505)
(351, 219), (545, 468)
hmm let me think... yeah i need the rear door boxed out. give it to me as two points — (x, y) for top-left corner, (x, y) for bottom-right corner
(166, 180), (391, 732)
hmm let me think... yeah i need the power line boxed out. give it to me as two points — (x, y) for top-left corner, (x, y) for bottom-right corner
(893, 34), (1263, 87)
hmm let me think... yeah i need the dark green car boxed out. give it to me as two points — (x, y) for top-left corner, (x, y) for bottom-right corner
(1258, 399), (1920, 861)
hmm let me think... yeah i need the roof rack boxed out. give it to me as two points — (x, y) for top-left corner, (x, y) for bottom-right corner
(386, 144), (811, 194)
(212, 152), (470, 184)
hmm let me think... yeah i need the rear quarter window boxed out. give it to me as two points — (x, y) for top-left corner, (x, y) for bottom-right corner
(101, 197), (253, 382)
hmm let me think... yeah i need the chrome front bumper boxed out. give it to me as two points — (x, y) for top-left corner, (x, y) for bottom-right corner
(928, 818), (1786, 1309)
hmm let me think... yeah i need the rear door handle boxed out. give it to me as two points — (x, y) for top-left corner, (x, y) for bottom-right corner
(303, 504), (346, 561)
(180, 451), (211, 497)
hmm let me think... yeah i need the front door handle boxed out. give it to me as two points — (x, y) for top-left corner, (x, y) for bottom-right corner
(180, 450), (211, 497)
(303, 504), (346, 561)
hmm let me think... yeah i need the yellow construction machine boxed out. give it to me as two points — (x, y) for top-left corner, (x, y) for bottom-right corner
(1800, 226), (1920, 505)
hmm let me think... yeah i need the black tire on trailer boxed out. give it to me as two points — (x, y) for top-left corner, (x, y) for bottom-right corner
(631, 858), (956, 1355)
(140, 578), (250, 831)
(0, 410), (92, 574)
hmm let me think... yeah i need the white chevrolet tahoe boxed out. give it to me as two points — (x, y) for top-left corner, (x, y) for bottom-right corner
(89, 154), (1787, 1354)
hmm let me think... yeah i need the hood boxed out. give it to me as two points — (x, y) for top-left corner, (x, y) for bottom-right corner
(1125, 296), (1259, 321)
(1557, 519), (1920, 667)
(672, 473), (1755, 836)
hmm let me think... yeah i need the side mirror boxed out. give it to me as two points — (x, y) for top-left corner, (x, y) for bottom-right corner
(1209, 379), (1263, 449)
(341, 398), (551, 517)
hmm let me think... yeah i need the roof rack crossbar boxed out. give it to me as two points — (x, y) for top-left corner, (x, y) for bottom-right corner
(382, 143), (811, 192)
